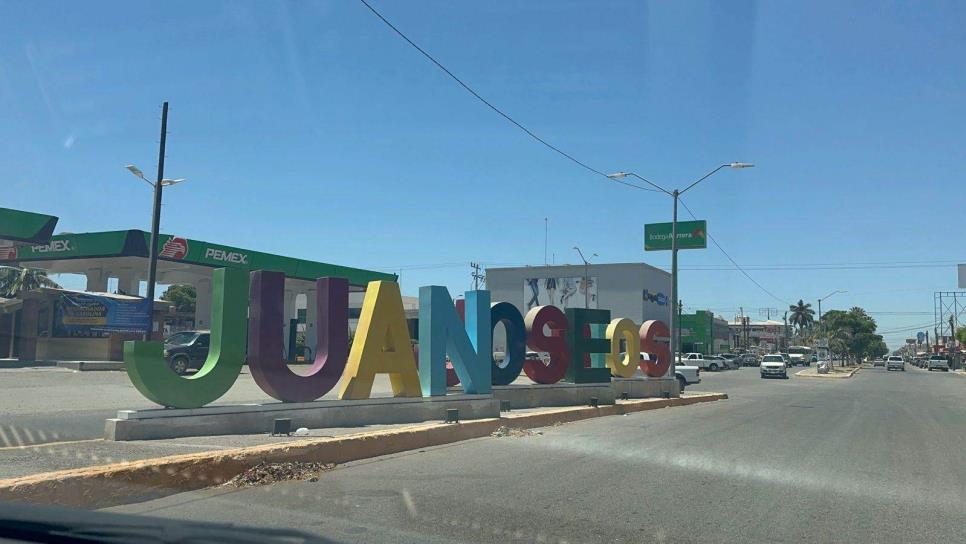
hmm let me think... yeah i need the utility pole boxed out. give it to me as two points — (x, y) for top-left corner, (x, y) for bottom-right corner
(470, 262), (485, 290)
(144, 101), (168, 341)
(572, 247), (596, 309)
(544, 218), (548, 266)
(678, 300), (684, 354)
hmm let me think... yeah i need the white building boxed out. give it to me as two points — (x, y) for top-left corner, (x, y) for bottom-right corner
(485, 262), (672, 351)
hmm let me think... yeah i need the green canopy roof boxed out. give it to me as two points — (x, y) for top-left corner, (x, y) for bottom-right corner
(2, 228), (395, 287)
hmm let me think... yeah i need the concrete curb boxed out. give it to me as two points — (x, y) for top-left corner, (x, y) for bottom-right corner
(0, 393), (726, 510)
(795, 367), (861, 379)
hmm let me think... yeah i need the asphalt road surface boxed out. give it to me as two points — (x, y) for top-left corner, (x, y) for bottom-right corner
(109, 365), (966, 543)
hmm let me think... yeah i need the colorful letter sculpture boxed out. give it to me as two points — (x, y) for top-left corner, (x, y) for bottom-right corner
(124, 266), (677, 408)
(418, 287), (492, 396)
(639, 319), (672, 377)
(564, 308), (612, 383)
(605, 318), (640, 378)
(248, 271), (348, 402)
(124, 268), (248, 409)
(338, 281), (422, 400)
(489, 302), (526, 385)
(523, 305), (570, 384)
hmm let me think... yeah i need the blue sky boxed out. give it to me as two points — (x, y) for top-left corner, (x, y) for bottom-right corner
(3, 0), (964, 348)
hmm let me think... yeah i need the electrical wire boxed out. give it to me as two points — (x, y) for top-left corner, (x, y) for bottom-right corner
(356, 0), (661, 194)
(677, 197), (791, 306)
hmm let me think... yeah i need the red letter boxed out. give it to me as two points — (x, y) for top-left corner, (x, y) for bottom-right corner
(639, 320), (671, 377)
(523, 306), (570, 384)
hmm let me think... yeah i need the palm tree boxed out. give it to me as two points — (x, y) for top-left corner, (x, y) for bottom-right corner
(0, 266), (61, 297)
(788, 299), (815, 336)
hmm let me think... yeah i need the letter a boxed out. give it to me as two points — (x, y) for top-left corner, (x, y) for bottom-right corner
(338, 281), (422, 400)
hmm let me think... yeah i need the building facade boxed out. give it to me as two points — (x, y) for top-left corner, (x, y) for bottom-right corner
(680, 310), (731, 355)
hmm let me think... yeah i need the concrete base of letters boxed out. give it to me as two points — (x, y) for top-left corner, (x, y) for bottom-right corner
(451, 382), (617, 410)
(105, 394), (500, 441)
(611, 377), (679, 399)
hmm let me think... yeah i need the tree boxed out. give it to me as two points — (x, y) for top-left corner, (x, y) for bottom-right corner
(788, 300), (815, 335)
(0, 266), (61, 297)
(822, 307), (881, 364)
(161, 284), (196, 313)
(956, 326), (966, 347)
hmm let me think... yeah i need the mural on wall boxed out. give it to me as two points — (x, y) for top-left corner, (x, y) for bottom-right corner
(524, 276), (597, 310)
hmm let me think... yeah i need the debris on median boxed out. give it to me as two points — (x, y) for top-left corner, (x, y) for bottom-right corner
(490, 426), (541, 438)
(223, 461), (336, 487)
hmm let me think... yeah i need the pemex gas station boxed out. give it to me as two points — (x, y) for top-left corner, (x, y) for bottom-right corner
(0, 207), (395, 362)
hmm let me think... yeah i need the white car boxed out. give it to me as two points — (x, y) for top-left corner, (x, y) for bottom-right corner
(927, 355), (949, 372)
(760, 354), (788, 379)
(886, 355), (905, 371)
(674, 363), (701, 393)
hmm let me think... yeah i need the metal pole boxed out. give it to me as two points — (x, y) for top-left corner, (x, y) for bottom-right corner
(144, 101), (168, 341)
(670, 190), (679, 374)
(584, 258), (589, 309)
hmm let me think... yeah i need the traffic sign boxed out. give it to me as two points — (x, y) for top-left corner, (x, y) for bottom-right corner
(644, 220), (707, 251)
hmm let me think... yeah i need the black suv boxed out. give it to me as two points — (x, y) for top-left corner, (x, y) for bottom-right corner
(163, 330), (210, 375)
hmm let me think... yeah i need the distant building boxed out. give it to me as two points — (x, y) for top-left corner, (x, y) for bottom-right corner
(728, 318), (790, 352)
(679, 310), (731, 355)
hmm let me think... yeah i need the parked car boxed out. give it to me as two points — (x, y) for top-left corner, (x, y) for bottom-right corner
(163, 330), (211, 375)
(674, 363), (701, 393)
(707, 355), (735, 370)
(760, 354), (789, 379)
(927, 355), (950, 372)
(886, 355), (905, 372)
(677, 352), (724, 371)
(739, 354), (759, 367)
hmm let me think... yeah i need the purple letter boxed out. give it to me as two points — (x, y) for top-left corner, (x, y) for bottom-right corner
(248, 271), (348, 402)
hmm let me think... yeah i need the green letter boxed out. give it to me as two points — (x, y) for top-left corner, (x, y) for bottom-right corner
(124, 268), (248, 408)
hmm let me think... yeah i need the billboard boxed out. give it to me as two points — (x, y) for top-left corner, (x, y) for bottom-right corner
(644, 220), (707, 251)
(524, 276), (597, 311)
(54, 292), (151, 337)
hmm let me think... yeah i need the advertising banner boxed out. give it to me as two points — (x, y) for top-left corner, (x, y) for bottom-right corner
(55, 292), (151, 336)
(524, 276), (597, 311)
(644, 220), (707, 251)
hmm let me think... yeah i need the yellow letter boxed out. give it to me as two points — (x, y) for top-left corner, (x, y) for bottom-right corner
(605, 318), (639, 378)
(338, 281), (422, 400)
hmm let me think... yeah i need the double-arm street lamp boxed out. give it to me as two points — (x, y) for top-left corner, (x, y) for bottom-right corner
(572, 246), (597, 309)
(607, 163), (754, 372)
(125, 102), (187, 340)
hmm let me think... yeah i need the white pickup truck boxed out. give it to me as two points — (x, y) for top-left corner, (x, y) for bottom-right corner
(675, 352), (726, 372)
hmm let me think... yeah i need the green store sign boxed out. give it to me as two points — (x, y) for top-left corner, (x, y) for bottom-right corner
(644, 220), (708, 251)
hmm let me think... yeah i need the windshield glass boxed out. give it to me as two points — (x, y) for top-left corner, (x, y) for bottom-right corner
(4, 2), (966, 542)
(164, 332), (197, 345)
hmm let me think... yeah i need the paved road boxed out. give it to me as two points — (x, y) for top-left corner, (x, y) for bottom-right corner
(0, 367), (406, 447)
(110, 365), (966, 543)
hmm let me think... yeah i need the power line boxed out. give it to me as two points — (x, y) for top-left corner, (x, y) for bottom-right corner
(677, 197), (790, 306)
(356, 0), (661, 194)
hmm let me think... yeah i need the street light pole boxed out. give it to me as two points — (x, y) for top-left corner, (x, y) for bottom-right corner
(144, 102), (168, 340)
(607, 162), (753, 375)
(818, 289), (846, 362)
(572, 247), (597, 309)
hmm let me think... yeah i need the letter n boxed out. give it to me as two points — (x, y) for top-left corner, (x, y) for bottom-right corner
(419, 287), (492, 396)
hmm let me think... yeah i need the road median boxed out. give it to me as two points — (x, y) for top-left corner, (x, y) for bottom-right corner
(0, 392), (726, 510)
(795, 366), (861, 379)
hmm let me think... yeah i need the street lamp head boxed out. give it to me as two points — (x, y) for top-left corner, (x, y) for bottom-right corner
(160, 178), (186, 186)
(606, 172), (629, 179)
(729, 162), (755, 169)
(125, 164), (145, 179)
(572, 246), (579, 250)
(591, 253), (598, 258)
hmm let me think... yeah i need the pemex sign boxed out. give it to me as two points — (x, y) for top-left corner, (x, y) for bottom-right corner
(124, 268), (674, 409)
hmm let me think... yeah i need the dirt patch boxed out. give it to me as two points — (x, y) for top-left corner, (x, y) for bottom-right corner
(490, 426), (543, 438)
(223, 461), (336, 487)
